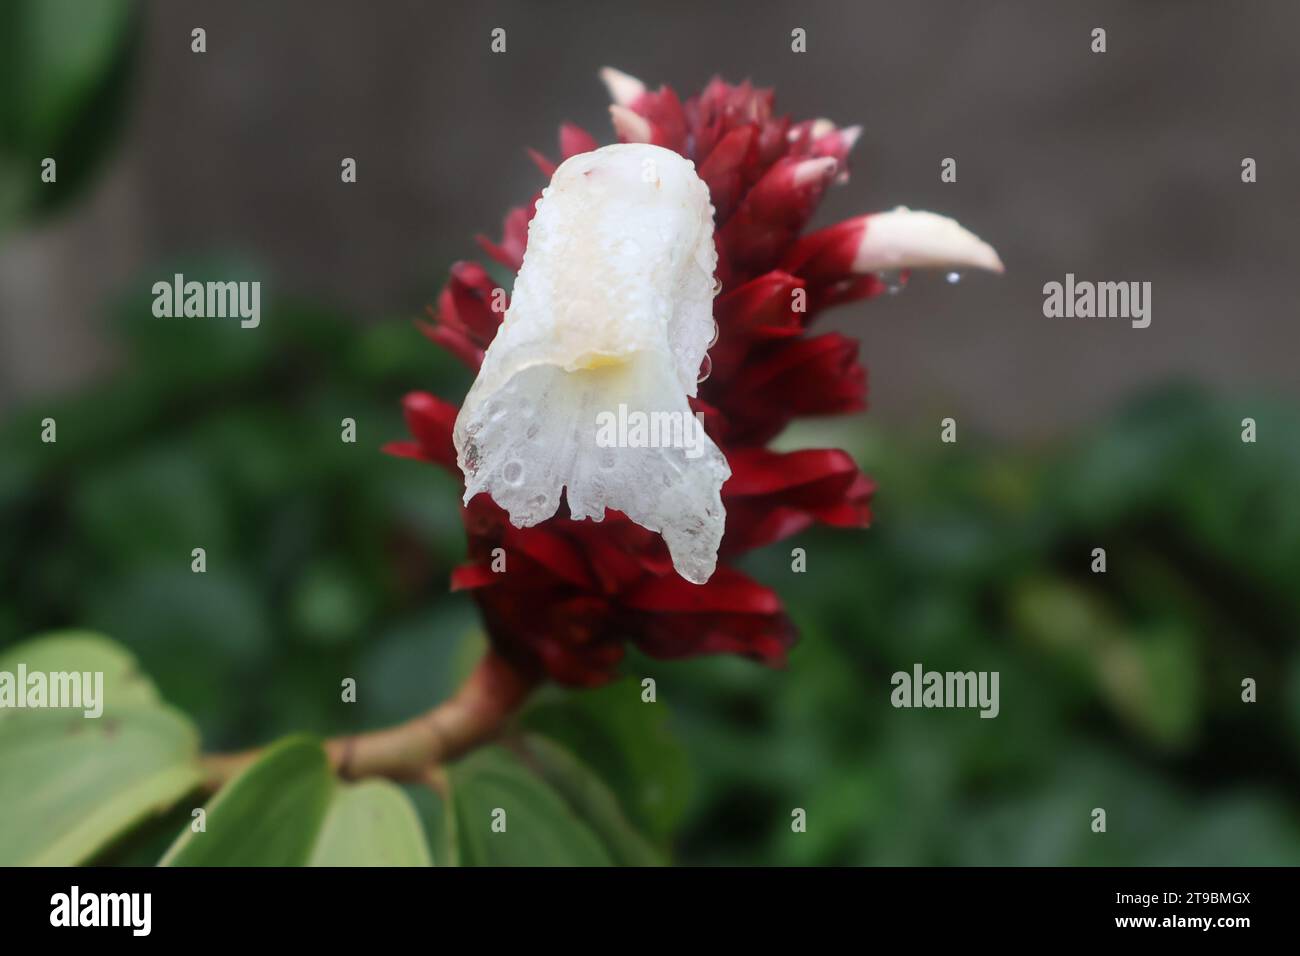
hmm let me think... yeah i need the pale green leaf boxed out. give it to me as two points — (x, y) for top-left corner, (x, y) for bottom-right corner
(515, 735), (663, 866)
(446, 745), (611, 866)
(308, 779), (433, 867)
(162, 736), (433, 866)
(0, 631), (201, 866)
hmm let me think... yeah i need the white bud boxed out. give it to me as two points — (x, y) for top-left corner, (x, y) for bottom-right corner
(854, 207), (1004, 275)
(598, 66), (646, 106)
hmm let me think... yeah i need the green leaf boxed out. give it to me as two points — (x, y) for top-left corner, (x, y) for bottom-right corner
(0, 0), (138, 230)
(1010, 578), (1201, 748)
(308, 779), (433, 867)
(523, 678), (690, 842)
(160, 736), (331, 866)
(0, 631), (201, 866)
(514, 735), (664, 866)
(445, 745), (612, 866)
(161, 736), (432, 866)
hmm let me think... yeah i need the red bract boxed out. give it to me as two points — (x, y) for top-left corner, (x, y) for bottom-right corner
(385, 68), (999, 686)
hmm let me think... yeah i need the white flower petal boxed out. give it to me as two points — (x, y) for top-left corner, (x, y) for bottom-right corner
(454, 144), (729, 584)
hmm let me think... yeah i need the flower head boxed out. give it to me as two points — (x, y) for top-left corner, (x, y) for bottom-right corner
(386, 68), (1002, 686)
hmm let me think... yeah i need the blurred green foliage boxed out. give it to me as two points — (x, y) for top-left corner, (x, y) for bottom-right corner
(647, 393), (1300, 865)
(0, 0), (138, 231)
(0, 270), (473, 754)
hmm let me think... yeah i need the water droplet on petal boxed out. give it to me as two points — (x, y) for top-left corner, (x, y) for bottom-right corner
(502, 460), (525, 486)
(708, 319), (720, 348)
(712, 276), (723, 297)
(697, 353), (713, 383)
(946, 271), (962, 285)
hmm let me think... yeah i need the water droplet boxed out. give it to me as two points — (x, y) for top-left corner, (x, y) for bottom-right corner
(708, 319), (720, 348)
(528, 493), (548, 509)
(697, 353), (713, 383)
(502, 460), (525, 486)
(487, 401), (507, 422)
(712, 276), (723, 297)
(946, 271), (962, 285)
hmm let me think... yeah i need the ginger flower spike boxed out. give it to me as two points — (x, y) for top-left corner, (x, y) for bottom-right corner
(387, 68), (1003, 686)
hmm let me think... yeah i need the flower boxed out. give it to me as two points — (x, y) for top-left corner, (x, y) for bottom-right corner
(452, 144), (732, 586)
(385, 68), (1002, 686)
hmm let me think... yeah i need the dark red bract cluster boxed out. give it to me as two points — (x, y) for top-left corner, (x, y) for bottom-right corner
(386, 72), (883, 686)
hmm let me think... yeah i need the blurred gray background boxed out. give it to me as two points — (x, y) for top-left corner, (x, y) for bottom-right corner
(2, 0), (1297, 436)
